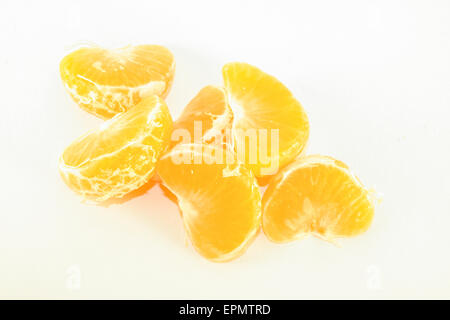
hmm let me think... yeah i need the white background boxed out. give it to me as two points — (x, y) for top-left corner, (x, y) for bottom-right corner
(1, 0), (449, 299)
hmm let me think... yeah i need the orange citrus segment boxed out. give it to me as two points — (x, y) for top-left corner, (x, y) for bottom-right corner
(59, 95), (173, 202)
(171, 85), (233, 148)
(223, 62), (309, 177)
(150, 85), (232, 183)
(157, 144), (261, 262)
(262, 155), (374, 243)
(60, 44), (175, 119)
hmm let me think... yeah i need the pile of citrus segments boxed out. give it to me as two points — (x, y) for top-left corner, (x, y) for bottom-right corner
(59, 44), (375, 262)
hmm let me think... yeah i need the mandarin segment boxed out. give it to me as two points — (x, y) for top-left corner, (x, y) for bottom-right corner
(151, 85), (233, 183)
(171, 85), (233, 148)
(262, 155), (374, 243)
(157, 144), (261, 262)
(223, 62), (309, 177)
(59, 95), (173, 202)
(56, 42), (376, 261)
(60, 44), (175, 119)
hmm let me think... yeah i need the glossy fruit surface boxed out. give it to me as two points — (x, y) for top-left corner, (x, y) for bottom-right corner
(262, 155), (374, 243)
(59, 95), (173, 201)
(157, 143), (261, 262)
(171, 85), (233, 148)
(60, 44), (175, 119)
(223, 62), (309, 177)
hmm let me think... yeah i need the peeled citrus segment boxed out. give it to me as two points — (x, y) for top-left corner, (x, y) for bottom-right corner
(60, 44), (175, 119)
(223, 62), (309, 177)
(171, 85), (233, 148)
(150, 85), (233, 183)
(59, 95), (173, 202)
(262, 155), (374, 243)
(157, 144), (261, 262)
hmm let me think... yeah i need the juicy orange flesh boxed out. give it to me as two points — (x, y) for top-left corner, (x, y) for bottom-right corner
(60, 45), (175, 119)
(60, 96), (173, 201)
(262, 155), (374, 243)
(223, 62), (309, 177)
(171, 86), (233, 148)
(157, 144), (261, 262)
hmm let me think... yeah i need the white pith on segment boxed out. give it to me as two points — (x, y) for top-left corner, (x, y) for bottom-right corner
(222, 62), (309, 177)
(158, 144), (261, 262)
(262, 155), (375, 243)
(59, 98), (172, 202)
(200, 107), (233, 145)
(60, 45), (175, 119)
(63, 78), (167, 117)
(171, 86), (234, 148)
